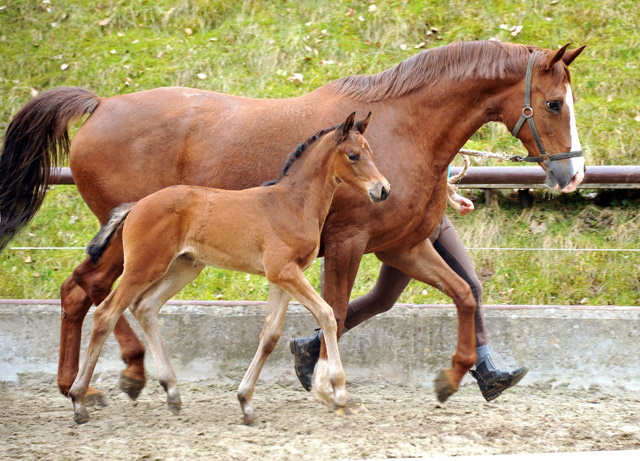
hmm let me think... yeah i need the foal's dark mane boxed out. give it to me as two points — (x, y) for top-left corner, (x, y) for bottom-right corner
(329, 40), (569, 102)
(263, 125), (339, 186)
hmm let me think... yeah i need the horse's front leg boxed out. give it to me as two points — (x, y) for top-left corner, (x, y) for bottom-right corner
(70, 233), (147, 400)
(237, 284), (290, 424)
(377, 239), (477, 403)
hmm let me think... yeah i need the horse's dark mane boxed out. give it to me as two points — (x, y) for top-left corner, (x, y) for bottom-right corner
(329, 41), (569, 102)
(263, 125), (339, 186)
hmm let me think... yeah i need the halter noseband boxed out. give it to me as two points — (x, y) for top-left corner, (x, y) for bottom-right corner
(510, 51), (583, 163)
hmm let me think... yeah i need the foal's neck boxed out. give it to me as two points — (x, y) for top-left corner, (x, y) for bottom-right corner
(269, 134), (340, 226)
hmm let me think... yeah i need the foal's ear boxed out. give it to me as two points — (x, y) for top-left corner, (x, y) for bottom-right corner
(543, 43), (570, 71)
(562, 45), (586, 67)
(335, 111), (356, 144)
(355, 112), (373, 135)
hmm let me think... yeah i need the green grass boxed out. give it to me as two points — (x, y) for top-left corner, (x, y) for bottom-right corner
(1, 0), (640, 303)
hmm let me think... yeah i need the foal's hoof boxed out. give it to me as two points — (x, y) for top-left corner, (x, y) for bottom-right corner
(72, 400), (90, 425)
(119, 370), (145, 401)
(434, 368), (458, 403)
(85, 386), (108, 408)
(167, 400), (182, 416)
(335, 398), (368, 416)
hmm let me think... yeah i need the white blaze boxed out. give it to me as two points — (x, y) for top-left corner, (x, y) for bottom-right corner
(565, 83), (585, 173)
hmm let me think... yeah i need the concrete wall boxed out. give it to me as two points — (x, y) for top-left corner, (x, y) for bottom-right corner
(1, 301), (639, 390)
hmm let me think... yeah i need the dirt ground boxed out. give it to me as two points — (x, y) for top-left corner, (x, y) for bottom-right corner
(1, 372), (639, 460)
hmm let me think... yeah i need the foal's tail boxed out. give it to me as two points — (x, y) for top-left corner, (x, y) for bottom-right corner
(87, 203), (135, 264)
(0, 87), (100, 252)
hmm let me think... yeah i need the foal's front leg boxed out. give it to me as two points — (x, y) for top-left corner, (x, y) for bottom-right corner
(275, 264), (348, 409)
(237, 284), (291, 424)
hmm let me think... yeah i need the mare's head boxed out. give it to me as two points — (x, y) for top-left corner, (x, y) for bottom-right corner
(332, 112), (390, 202)
(504, 43), (586, 192)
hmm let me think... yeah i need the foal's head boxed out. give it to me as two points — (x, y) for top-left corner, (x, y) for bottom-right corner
(332, 112), (390, 203)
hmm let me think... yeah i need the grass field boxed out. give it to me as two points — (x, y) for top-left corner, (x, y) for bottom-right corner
(1, 0), (639, 304)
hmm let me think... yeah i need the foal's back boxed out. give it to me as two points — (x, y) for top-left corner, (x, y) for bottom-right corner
(121, 184), (318, 278)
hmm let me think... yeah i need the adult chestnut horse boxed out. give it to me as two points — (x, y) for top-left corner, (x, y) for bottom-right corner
(0, 40), (586, 404)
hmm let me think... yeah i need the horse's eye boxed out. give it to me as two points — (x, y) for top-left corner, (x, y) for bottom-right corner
(545, 100), (561, 112)
(348, 153), (360, 162)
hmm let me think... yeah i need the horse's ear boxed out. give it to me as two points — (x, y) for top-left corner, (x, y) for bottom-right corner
(562, 45), (586, 67)
(355, 112), (373, 134)
(543, 43), (570, 71)
(335, 112), (356, 144)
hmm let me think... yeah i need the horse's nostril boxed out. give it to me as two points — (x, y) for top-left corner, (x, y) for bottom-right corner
(381, 185), (389, 200)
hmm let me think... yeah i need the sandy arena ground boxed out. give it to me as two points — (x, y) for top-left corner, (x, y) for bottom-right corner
(1, 372), (639, 460)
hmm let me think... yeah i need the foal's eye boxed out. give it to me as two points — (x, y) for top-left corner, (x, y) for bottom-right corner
(348, 153), (360, 162)
(545, 100), (561, 112)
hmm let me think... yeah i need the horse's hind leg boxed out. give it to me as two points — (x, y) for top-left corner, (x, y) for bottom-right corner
(237, 283), (290, 424)
(129, 256), (204, 416)
(69, 234), (147, 400)
(377, 239), (477, 403)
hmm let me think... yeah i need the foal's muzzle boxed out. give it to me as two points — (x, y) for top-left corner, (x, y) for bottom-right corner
(369, 181), (391, 203)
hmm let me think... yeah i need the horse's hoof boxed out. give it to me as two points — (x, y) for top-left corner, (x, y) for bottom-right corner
(167, 400), (181, 416)
(119, 371), (145, 401)
(85, 387), (108, 408)
(434, 368), (458, 403)
(243, 410), (256, 425)
(335, 398), (368, 416)
(73, 406), (90, 424)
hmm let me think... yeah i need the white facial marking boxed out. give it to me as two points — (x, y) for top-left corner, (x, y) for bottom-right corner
(565, 83), (585, 173)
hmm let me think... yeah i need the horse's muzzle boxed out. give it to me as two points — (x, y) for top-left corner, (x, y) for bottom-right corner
(369, 181), (391, 203)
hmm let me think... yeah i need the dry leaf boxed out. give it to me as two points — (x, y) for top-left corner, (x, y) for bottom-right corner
(60, 63), (69, 70)
(287, 73), (304, 84)
(197, 73), (207, 80)
(346, 8), (355, 17)
(368, 4), (377, 12)
(184, 28), (193, 36)
(22, 255), (32, 264)
(124, 77), (132, 86)
(98, 17), (111, 26)
(156, 51), (164, 59)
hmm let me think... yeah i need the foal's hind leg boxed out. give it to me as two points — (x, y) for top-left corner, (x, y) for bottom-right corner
(60, 238), (146, 400)
(68, 280), (144, 424)
(377, 239), (477, 403)
(237, 283), (290, 424)
(129, 256), (205, 416)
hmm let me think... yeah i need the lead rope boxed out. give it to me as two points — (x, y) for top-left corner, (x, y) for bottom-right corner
(446, 148), (516, 210)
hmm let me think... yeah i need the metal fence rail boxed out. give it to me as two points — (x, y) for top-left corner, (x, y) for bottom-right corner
(51, 166), (640, 189)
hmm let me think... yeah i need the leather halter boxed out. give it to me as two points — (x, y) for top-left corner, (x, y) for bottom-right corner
(510, 51), (583, 163)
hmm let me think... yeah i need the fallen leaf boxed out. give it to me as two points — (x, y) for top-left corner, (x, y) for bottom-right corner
(98, 17), (111, 26)
(22, 255), (32, 264)
(184, 27), (193, 36)
(60, 63), (69, 70)
(197, 73), (207, 80)
(346, 8), (355, 17)
(287, 73), (304, 84)
(156, 51), (164, 58)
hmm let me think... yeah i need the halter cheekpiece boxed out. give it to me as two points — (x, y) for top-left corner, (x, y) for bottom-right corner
(510, 51), (583, 163)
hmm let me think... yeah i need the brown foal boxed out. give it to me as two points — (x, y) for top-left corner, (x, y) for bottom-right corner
(68, 113), (390, 424)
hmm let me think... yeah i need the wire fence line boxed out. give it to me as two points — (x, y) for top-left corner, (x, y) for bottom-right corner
(9, 246), (640, 252)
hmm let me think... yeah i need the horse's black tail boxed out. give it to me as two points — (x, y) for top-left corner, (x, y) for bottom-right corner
(87, 203), (134, 264)
(0, 87), (99, 252)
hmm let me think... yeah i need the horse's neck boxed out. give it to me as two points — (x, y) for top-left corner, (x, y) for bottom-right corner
(417, 82), (507, 166)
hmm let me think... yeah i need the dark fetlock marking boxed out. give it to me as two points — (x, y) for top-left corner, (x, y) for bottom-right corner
(434, 369), (458, 403)
(119, 371), (145, 400)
